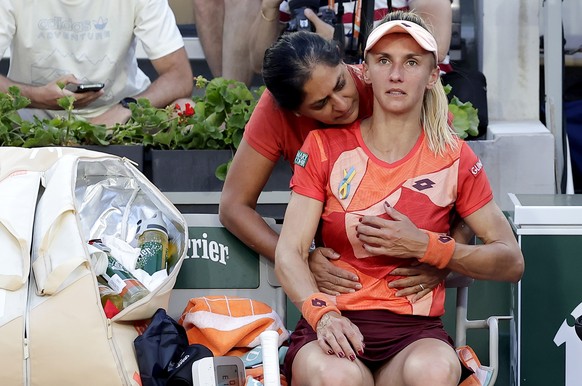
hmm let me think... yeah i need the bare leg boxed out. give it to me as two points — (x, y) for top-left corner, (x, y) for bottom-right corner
(374, 338), (460, 386)
(192, 0), (225, 77)
(222, 0), (262, 85)
(291, 341), (374, 386)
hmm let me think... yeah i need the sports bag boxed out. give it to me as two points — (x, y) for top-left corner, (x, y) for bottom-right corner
(0, 147), (187, 386)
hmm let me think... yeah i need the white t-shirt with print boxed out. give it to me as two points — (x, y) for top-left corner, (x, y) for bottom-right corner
(0, 0), (184, 118)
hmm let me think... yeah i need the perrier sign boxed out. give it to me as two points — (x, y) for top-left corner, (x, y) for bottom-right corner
(174, 225), (260, 289)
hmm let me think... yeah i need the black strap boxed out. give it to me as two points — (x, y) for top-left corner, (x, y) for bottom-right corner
(387, 0), (392, 12)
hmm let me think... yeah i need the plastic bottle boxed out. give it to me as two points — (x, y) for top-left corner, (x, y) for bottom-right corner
(136, 211), (169, 274)
(89, 239), (150, 308)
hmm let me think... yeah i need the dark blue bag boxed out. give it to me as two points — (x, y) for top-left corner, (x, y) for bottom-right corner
(134, 308), (212, 386)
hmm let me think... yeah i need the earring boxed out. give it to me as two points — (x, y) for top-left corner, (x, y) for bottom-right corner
(294, 112), (301, 117)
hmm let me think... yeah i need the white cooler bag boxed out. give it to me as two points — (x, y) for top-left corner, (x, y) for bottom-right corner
(0, 147), (188, 386)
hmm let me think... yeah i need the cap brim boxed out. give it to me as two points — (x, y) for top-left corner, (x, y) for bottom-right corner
(364, 20), (438, 63)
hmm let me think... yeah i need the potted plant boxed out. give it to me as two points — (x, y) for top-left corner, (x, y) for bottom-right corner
(132, 76), (266, 192)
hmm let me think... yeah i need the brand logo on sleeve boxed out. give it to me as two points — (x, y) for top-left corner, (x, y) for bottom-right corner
(294, 150), (309, 168)
(470, 160), (483, 176)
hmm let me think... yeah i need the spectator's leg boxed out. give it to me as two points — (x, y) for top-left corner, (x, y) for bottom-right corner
(192, 0), (225, 78)
(222, 0), (262, 85)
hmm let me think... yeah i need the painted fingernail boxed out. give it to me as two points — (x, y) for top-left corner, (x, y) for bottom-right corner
(349, 354), (356, 361)
(358, 349), (364, 355)
(358, 217), (362, 222)
(328, 349), (334, 355)
(338, 352), (345, 358)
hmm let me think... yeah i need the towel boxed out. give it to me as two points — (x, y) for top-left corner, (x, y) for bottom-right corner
(179, 296), (289, 357)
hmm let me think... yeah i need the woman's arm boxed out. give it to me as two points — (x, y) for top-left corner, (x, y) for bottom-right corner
(248, 0), (287, 74)
(386, 215), (473, 301)
(409, 0), (452, 63)
(275, 192), (322, 307)
(276, 192), (365, 359)
(356, 201), (524, 282)
(448, 200), (524, 282)
(219, 139), (281, 260)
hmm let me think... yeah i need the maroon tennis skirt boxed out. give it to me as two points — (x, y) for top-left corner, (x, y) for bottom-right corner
(283, 309), (456, 380)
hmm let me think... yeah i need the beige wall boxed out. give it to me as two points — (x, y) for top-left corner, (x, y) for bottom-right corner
(482, 0), (540, 121)
(169, 0), (195, 25)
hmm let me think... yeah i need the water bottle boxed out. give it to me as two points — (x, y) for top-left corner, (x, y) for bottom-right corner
(136, 211), (169, 274)
(89, 239), (150, 308)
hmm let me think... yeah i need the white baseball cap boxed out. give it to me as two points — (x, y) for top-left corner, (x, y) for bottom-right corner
(364, 19), (438, 63)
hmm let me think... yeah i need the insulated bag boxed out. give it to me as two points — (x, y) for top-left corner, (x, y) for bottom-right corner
(0, 147), (188, 386)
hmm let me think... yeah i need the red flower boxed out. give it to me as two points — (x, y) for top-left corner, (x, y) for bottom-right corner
(183, 103), (194, 117)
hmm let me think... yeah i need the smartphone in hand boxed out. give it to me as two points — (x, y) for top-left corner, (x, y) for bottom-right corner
(65, 83), (105, 93)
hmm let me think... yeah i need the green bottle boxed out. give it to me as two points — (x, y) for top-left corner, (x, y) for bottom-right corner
(135, 211), (169, 274)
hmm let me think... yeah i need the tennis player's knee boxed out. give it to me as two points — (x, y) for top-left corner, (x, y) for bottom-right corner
(312, 361), (367, 386)
(404, 352), (461, 386)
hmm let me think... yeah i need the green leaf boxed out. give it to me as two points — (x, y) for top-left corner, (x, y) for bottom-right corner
(215, 160), (231, 181)
(447, 90), (480, 139)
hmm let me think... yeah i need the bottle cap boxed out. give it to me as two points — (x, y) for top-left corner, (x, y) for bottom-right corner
(136, 211), (168, 236)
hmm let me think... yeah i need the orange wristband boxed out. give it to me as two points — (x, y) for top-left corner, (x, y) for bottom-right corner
(419, 231), (455, 269)
(301, 293), (341, 331)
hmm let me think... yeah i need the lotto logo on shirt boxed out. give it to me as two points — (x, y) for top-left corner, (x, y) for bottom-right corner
(294, 150), (309, 168)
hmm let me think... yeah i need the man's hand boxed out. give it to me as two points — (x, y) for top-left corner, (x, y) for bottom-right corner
(304, 8), (334, 40)
(388, 262), (449, 302)
(89, 103), (131, 127)
(309, 247), (361, 296)
(27, 74), (102, 110)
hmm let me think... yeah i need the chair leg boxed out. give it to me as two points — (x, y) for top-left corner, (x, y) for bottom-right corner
(455, 285), (512, 386)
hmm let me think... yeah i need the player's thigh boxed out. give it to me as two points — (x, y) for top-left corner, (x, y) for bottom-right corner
(291, 341), (374, 386)
(374, 338), (460, 386)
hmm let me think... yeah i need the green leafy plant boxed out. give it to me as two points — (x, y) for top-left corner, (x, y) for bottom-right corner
(126, 76), (264, 180)
(0, 85), (110, 147)
(0, 86), (31, 147)
(444, 84), (480, 139)
(0, 77), (265, 180)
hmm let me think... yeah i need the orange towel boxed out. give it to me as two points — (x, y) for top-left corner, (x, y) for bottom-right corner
(179, 296), (289, 357)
